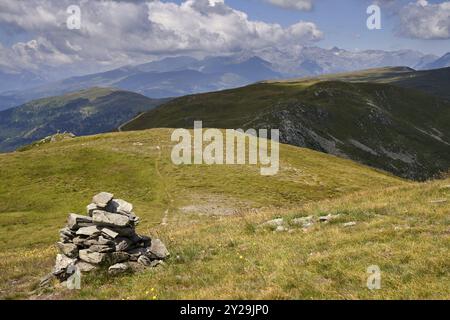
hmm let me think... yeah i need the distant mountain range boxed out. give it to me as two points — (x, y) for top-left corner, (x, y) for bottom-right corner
(0, 55), (282, 111)
(0, 88), (166, 152)
(1, 47), (449, 111)
(122, 67), (450, 180)
(423, 52), (450, 70)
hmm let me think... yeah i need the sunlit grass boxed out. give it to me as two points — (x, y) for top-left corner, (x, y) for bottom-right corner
(1, 129), (447, 299)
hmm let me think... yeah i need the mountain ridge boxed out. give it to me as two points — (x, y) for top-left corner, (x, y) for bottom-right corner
(0, 47), (441, 111)
(122, 67), (450, 180)
(0, 87), (166, 152)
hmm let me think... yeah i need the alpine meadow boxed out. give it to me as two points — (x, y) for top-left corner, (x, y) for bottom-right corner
(0, 0), (449, 304)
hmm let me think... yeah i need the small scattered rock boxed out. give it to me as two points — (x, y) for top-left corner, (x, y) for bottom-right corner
(275, 226), (287, 232)
(291, 216), (314, 228)
(430, 199), (447, 204)
(319, 214), (340, 223)
(343, 222), (357, 227)
(302, 222), (314, 229)
(260, 218), (284, 228)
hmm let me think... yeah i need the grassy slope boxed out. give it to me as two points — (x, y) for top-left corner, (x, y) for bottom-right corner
(0, 87), (165, 152)
(75, 177), (449, 300)
(122, 80), (450, 180)
(0, 129), (409, 299)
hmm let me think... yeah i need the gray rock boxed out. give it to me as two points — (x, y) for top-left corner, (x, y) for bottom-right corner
(147, 239), (169, 260)
(84, 236), (115, 247)
(76, 225), (102, 237)
(109, 252), (130, 264)
(110, 227), (136, 238)
(128, 261), (146, 273)
(53, 254), (77, 276)
(87, 203), (99, 216)
(59, 227), (75, 238)
(127, 247), (147, 261)
(137, 255), (152, 267)
(72, 236), (88, 247)
(101, 228), (119, 239)
(319, 214), (340, 223)
(79, 249), (108, 265)
(108, 263), (130, 276)
(302, 222), (313, 229)
(261, 218), (284, 228)
(291, 216), (314, 227)
(150, 260), (165, 268)
(106, 199), (133, 214)
(92, 210), (131, 228)
(275, 226), (287, 232)
(60, 234), (73, 243)
(430, 199), (447, 204)
(139, 258), (165, 268)
(114, 237), (134, 252)
(92, 192), (114, 208)
(343, 222), (357, 227)
(67, 214), (93, 230)
(89, 244), (114, 253)
(57, 242), (79, 258)
(75, 261), (98, 273)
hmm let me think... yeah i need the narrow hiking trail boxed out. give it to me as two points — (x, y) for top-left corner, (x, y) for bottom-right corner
(154, 145), (173, 226)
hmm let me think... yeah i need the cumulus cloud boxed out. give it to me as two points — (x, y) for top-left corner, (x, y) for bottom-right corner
(0, 0), (323, 76)
(263, 0), (314, 11)
(397, 0), (450, 40)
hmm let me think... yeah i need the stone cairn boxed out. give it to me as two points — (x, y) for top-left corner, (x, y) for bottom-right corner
(48, 192), (169, 283)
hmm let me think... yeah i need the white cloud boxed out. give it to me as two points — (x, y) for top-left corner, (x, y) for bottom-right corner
(0, 0), (323, 76)
(397, 0), (450, 39)
(264, 0), (314, 11)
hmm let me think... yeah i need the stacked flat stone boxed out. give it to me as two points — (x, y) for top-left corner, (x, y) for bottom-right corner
(52, 192), (169, 281)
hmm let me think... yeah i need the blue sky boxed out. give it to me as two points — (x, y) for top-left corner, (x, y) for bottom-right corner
(219, 0), (449, 55)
